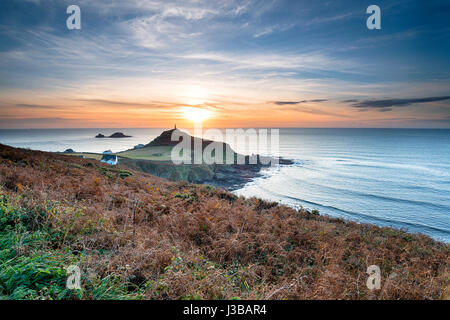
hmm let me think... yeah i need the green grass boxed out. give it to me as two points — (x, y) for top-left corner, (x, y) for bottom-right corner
(118, 146), (210, 162)
(65, 145), (238, 164)
(66, 147), (176, 162)
(117, 146), (174, 161)
(0, 195), (143, 300)
(64, 153), (103, 161)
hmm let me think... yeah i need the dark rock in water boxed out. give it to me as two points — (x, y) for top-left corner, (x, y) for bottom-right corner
(95, 132), (131, 138)
(278, 157), (294, 165)
(64, 149), (75, 153)
(109, 132), (131, 138)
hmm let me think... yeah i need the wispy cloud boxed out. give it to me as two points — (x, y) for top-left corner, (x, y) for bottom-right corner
(275, 105), (351, 118)
(0, 117), (80, 128)
(272, 99), (328, 105)
(349, 96), (450, 112)
(253, 26), (275, 38)
(108, 0), (261, 49)
(178, 52), (358, 75)
(15, 104), (57, 109)
(74, 99), (188, 110)
(305, 12), (355, 27)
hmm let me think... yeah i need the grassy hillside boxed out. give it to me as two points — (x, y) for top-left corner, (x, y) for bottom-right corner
(117, 146), (174, 161)
(0, 144), (448, 300)
(63, 152), (103, 161)
(65, 147), (174, 162)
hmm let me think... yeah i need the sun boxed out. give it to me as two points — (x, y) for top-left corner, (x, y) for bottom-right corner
(183, 107), (213, 122)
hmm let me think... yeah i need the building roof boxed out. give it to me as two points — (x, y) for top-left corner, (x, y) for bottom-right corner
(101, 154), (117, 162)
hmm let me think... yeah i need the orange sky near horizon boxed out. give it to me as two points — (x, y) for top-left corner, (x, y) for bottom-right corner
(0, 96), (413, 129)
(3, 83), (448, 129)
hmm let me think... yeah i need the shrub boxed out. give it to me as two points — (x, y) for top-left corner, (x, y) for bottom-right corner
(0, 196), (142, 300)
(119, 171), (133, 179)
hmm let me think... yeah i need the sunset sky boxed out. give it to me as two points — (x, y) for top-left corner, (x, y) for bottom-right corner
(0, 0), (449, 128)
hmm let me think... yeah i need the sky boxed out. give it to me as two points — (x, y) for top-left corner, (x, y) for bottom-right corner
(0, 0), (449, 128)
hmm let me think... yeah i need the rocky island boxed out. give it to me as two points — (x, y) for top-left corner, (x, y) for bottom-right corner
(95, 132), (132, 138)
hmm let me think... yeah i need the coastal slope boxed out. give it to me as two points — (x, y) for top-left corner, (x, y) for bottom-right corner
(0, 144), (448, 300)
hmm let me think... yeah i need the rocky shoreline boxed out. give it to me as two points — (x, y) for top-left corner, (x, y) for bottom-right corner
(120, 156), (293, 191)
(207, 158), (293, 190)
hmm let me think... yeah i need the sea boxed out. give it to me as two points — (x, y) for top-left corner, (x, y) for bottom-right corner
(0, 128), (449, 243)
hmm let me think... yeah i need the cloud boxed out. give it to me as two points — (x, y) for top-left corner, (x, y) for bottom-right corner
(76, 99), (140, 105)
(272, 98), (348, 118)
(114, 0), (261, 49)
(305, 12), (355, 27)
(15, 104), (56, 109)
(272, 99), (328, 105)
(253, 27), (275, 38)
(275, 105), (350, 118)
(74, 99), (189, 110)
(179, 52), (359, 74)
(349, 96), (450, 111)
(0, 117), (79, 128)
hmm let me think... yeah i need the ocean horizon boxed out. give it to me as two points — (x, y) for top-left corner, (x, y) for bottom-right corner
(1, 127), (449, 243)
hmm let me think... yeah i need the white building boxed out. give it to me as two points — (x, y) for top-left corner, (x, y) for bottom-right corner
(101, 154), (118, 165)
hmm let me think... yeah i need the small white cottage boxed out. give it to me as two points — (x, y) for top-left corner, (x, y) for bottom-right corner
(101, 154), (118, 165)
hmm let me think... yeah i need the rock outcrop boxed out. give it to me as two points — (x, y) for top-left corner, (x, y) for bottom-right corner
(95, 132), (131, 138)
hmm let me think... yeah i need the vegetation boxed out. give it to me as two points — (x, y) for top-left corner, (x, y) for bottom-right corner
(63, 153), (103, 161)
(65, 150), (227, 186)
(118, 146), (174, 161)
(68, 146), (176, 162)
(0, 195), (142, 299)
(120, 158), (216, 184)
(0, 144), (448, 300)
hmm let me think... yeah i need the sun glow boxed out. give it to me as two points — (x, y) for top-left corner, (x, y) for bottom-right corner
(183, 107), (213, 122)
(184, 86), (209, 106)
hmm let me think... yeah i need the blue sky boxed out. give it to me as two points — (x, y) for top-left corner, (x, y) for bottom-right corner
(0, 0), (449, 128)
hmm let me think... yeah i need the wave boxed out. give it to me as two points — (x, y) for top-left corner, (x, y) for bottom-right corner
(340, 161), (449, 178)
(280, 160), (450, 196)
(267, 190), (450, 236)
(281, 173), (450, 211)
